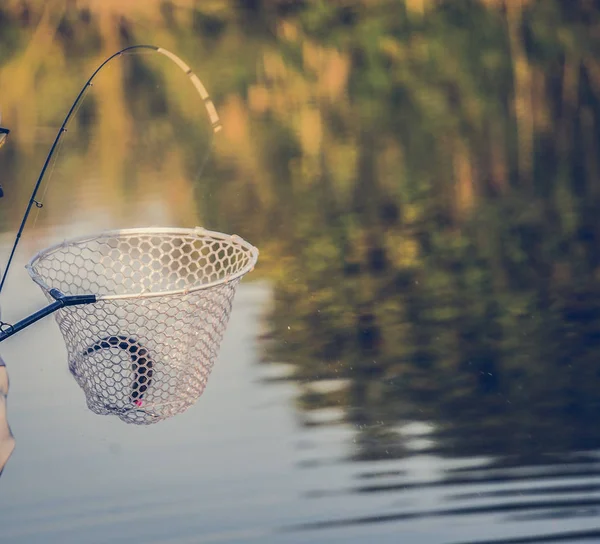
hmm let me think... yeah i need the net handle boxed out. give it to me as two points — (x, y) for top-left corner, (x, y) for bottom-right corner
(0, 289), (96, 344)
(25, 226), (259, 301)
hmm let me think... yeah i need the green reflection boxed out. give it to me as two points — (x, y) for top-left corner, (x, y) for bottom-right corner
(2, 0), (600, 469)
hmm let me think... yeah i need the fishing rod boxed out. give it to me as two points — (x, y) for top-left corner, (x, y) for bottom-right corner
(0, 44), (222, 341)
(0, 44), (221, 297)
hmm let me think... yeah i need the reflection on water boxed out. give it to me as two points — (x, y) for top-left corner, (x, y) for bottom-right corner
(2, 0), (600, 542)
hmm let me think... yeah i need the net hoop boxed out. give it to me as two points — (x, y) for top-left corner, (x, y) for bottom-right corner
(25, 226), (259, 300)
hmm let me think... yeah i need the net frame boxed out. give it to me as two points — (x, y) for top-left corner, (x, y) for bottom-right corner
(24, 227), (258, 424)
(26, 227), (257, 299)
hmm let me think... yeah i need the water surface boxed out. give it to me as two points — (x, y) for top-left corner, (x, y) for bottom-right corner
(1, 1), (600, 542)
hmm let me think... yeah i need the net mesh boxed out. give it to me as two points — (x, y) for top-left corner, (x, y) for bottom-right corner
(26, 228), (258, 425)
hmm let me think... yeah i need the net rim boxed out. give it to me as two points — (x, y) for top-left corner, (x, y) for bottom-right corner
(25, 226), (259, 301)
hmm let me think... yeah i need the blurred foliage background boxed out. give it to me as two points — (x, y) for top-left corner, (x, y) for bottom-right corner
(2, 0), (600, 466)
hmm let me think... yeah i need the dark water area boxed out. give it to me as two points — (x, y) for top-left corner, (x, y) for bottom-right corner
(1, 0), (600, 542)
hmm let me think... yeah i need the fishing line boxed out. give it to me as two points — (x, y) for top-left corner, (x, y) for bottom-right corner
(30, 130), (63, 232)
(30, 80), (92, 231)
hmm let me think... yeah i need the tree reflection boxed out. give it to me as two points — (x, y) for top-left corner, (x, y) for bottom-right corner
(3, 0), (600, 522)
(244, 0), (600, 467)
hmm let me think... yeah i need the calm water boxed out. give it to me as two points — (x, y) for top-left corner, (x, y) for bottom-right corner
(2, 1), (600, 542)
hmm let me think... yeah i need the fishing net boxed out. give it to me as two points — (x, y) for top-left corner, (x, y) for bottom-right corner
(25, 227), (258, 425)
